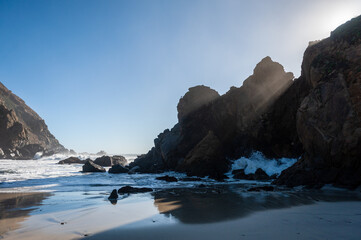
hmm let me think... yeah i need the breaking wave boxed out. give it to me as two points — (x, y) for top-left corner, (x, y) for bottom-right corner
(230, 151), (298, 177)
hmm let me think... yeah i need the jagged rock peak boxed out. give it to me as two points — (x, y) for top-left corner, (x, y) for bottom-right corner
(177, 85), (220, 121)
(243, 56), (294, 89)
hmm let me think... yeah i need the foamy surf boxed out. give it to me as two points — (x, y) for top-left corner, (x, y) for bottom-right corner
(228, 151), (298, 177)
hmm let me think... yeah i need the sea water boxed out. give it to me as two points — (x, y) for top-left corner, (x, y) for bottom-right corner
(0, 152), (298, 193)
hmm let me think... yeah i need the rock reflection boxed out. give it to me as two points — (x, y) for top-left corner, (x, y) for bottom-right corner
(152, 185), (361, 224)
(0, 192), (51, 235)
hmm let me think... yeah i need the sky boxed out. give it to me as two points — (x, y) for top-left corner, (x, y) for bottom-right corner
(0, 0), (360, 154)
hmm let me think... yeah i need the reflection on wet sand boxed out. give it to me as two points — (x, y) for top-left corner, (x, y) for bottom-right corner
(152, 185), (361, 224)
(0, 192), (51, 236)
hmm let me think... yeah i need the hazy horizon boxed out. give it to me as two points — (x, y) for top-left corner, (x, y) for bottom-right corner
(1, 0), (360, 154)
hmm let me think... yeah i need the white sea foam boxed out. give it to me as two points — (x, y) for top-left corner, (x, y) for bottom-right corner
(229, 151), (298, 177)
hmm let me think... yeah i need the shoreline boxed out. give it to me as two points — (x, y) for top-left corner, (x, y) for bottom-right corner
(1, 186), (361, 240)
(85, 201), (361, 240)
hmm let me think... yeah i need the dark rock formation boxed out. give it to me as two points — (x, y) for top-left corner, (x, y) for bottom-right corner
(82, 160), (106, 173)
(275, 15), (361, 188)
(118, 186), (153, 194)
(177, 85), (220, 121)
(129, 57), (295, 179)
(232, 168), (273, 181)
(108, 164), (129, 174)
(0, 82), (66, 159)
(112, 155), (127, 166)
(94, 155), (127, 167)
(130, 15), (361, 187)
(58, 157), (84, 164)
(177, 131), (228, 180)
(108, 189), (118, 200)
(155, 175), (178, 182)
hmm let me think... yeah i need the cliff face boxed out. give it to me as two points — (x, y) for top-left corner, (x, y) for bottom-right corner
(0, 82), (66, 159)
(276, 15), (361, 188)
(131, 15), (361, 187)
(130, 57), (296, 179)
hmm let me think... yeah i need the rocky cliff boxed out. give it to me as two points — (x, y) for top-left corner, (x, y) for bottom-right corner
(275, 15), (361, 188)
(131, 15), (361, 187)
(0, 82), (66, 159)
(130, 56), (296, 179)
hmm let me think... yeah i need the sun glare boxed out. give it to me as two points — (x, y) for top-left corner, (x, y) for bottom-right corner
(320, 6), (359, 34)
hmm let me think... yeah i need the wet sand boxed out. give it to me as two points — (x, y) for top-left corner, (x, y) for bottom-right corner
(85, 201), (361, 240)
(1, 186), (361, 240)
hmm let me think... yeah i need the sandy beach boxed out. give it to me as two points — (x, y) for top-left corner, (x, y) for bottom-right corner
(1, 186), (361, 240)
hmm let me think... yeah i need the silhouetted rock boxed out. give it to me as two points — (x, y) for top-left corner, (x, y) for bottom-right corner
(156, 175), (178, 182)
(232, 168), (271, 181)
(108, 189), (118, 200)
(177, 85), (220, 121)
(253, 168), (271, 181)
(0, 82), (66, 159)
(108, 164), (129, 174)
(130, 15), (361, 187)
(58, 157), (84, 164)
(177, 131), (228, 180)
(130, 57), (295, 180)
(276, 15), (361, 188)
(82, 160), (106, 172)
(118, 186), (153, 194)
(232, 169), (250, 180)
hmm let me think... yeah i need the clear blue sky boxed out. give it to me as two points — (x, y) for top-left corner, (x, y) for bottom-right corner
(0, 0), (360, 154)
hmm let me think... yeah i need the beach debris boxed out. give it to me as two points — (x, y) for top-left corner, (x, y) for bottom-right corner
(155, 175), (178, 182)
(118, 186), (153, 194)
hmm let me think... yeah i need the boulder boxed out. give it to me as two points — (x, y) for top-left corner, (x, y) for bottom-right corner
(232, 168), (271, 181)
(232, 169), (252, 180)
(155, 175), (178, 182)
(253, 168), (271, 181)
(108, 189), (118, 200)
(94, 155), (127, 167)
(58, 157), (84, 164)
(82, 160), (106, 173)
(112, 155), (127, 166)
(118, 186), (153, 194)
(108, 164), (129, 174)
(94, 156), (112, 166)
